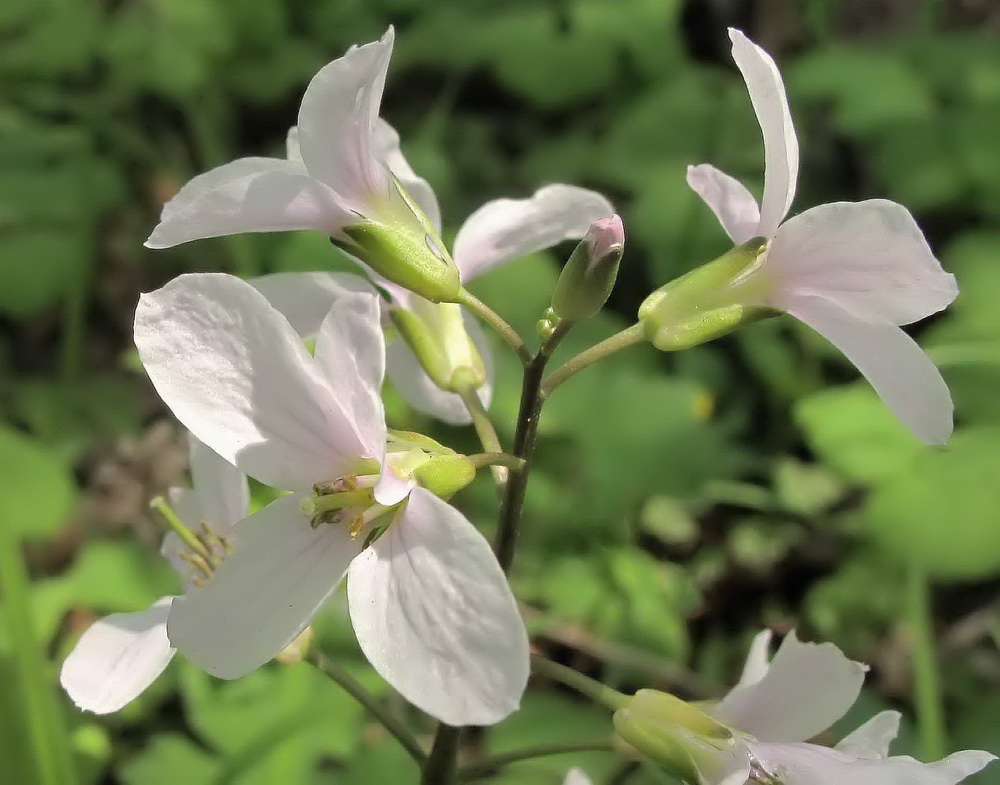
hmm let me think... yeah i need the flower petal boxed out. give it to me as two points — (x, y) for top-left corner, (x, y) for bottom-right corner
(783, 293), (953, 445)
(135, 273), (368, 491)
(686, 164), (761, 244)
(166, 494), (360, 679)
(564, 769), (594, 785)
(297, 28), (394, 204)
(385, 310), (494, 426)
(312, 287), (388, 460)
(188, 434), (249, 536)
(452, 184), (614, 281)
(835, 711), (901, 759)
(251, 272), (378, 338)
(712, 630), (866, 743)
(751, 742), (995, 785)
(764, 200), (958, 326)
(348, 486), (529, 726)
(60, 597), (175, 714)
(144, 158), (352, 249)
(729, 28), (798, 237)
(735, 628), (774, 688)
(374, 119), (442, 232)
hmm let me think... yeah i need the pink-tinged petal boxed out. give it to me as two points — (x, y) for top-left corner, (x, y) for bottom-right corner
(348, 487), (529, 726)
(251, 272), (378, 338)
(735, 628), (774, 688)
(60, 597), (175, 714)
(188, 435), (249, 537)
(297, 28), (394, 204)
(135, 273), (368, 492)
(764, 200), (958, 326)
(166, 494), (360, 679)
(452, 184), (614, 281)
(750, 742), (995, 785)
(144, 158), (352, 249)
(784, 293), (953, 445)
(712, 630), (866, 743)
(729, 28), (798, 237)
(385, 310), (493, 426)
(313, 288), (387, 460)
(687, 164), (761, 244)
(373, 465), (415, 507)
(835, 711), (901, 759)
(374, 119), (442, 232)
(564, 769), (594, 785)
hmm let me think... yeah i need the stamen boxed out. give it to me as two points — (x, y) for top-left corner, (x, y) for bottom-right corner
(349, 503), (394, 540)
(179, 551), (214, 580)
(151, 496), (211, 560)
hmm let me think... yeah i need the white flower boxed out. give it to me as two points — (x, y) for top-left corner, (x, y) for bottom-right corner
(710, 630), (995, 785)
(564, 769), (593, 785)
(687, 29), (958, 444)
(59, 436), (249, 714)
(132, 272), (529, 726)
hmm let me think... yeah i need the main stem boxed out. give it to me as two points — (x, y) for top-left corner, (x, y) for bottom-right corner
(907, 563), (947, 760)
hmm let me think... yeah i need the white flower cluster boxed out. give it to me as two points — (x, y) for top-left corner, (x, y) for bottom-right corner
(60, 24), (991, 785)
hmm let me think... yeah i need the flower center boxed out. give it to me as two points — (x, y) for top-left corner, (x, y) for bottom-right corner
(151, 496), (232, 587)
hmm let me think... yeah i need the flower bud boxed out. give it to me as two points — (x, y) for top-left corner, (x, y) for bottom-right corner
(389, 302), (487, 393)
(612, 690), (737, 785)
(637, 237), (773, 351)
(414, 454), (476, 500)
(551, 214), (626, 321)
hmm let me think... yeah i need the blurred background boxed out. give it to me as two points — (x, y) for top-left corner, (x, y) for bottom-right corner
(2, 0), (1000, 783)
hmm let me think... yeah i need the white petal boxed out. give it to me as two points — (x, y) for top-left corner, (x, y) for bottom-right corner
(783, 293), (953, 445)
(751, 742), (995, 785)
(188, 435), (249, 536)
(286, 126), (301, 162)
(251, 272), (378, 338)
(166, 494), (360, 679)
(374, 118), (442, 232)
(135, 273), (368, 492)
(144, 158), (352, 249)
(729, 28), (798, 236)
(686, 164), (761, 245)
(385, 310), (494, 426)
(712, 630), (866, 743)
(297, 28), (394, 204)
(764, 200), (958, 326)
(735, 628), (774, 688)
(373, 464), (415, 507)
(564, 769), (594, 785)
(60, 597), (175, 714)
(835, 711), (901, 759)
(452, 184), (614, 281)
(348, 487), (529, 726)
(312, 287), (388, 459)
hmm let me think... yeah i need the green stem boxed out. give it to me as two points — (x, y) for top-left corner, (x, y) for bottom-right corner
(306, 650), (425, 765)
(457, 288), (531, 365)
(0, 523), (76, 785)
(541, 323), (646, 397)
(59, 253), (91, 383)
(466, 453), (526, 472)
(531, 655), (628, 711)
(421, 725), (462, 785)
(458, 741), (616, 781)
(457, 386), (508, 494)
(906, 563), (947, 760)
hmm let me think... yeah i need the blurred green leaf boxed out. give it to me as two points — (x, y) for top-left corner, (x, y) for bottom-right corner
(0, 426), (75, 540)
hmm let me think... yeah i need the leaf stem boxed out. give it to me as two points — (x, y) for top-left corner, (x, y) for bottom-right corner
(457, 288), (531, 365)
(306, 650), (425, 766)
(458, 741), (616, 781)
(906, 562), (947, 760)
(457, 385), (508, 494)
(531, 655), (628, 711)
(466, 453), (525, 472)
(0, 521), (76, 785)
(541, 323), (646, 397)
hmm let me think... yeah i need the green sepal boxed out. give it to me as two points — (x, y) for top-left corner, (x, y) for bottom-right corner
(389, 306), (452, 389)
(414, 454), (476, 500)
(638, 237), (775, 351)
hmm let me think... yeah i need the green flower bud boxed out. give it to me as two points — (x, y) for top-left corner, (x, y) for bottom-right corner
(338, 175), (461, 303)
(638, 237), (774, 351)
(414, 454), (476, 500)
(389, 301), (487, 393)
(552, 215), (625, 321)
